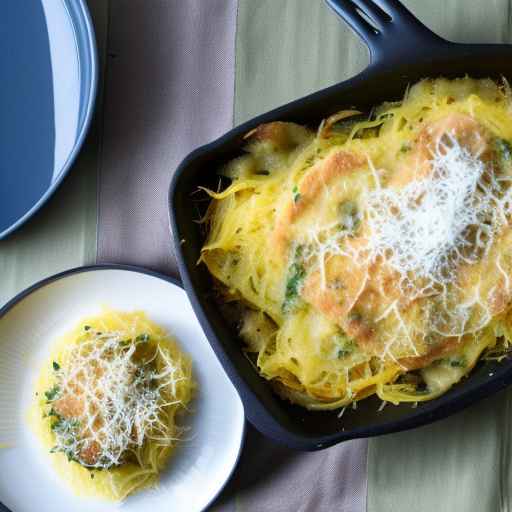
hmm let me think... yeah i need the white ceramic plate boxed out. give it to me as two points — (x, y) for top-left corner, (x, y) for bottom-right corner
(0, 265), (245, 512)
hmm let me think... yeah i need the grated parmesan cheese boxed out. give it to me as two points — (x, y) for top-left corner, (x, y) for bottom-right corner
(362, 134), (508, 296)
(50, 331), (185, 469)
(302, 130), (512, 355)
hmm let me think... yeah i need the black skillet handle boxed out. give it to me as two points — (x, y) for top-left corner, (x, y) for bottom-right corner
(325, 0), (448, 68)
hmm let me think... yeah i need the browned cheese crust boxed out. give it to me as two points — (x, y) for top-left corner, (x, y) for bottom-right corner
(271, 112), (512, 366)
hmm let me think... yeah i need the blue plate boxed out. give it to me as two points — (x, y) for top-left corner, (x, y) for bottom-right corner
(0, 0), (97, 239)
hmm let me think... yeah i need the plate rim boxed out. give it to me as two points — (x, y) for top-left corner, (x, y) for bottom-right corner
(0, 263), (246, 512)
(0, 0), (98, 240)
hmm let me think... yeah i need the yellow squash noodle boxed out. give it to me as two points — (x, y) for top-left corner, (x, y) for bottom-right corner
(201, 77), (512, 410)
(29, 309), (194, 501)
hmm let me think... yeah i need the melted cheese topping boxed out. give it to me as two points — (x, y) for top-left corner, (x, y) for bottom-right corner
(366, 135), (492, 283)
(201, 77), (512, 410)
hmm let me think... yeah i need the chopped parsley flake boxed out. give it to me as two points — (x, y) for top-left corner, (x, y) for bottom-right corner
(448, 356), (466, 368)
(348, 310), (362, 323)
(283, 263), (306, 311)
(44, 385), (61, 403)
(335, 335), (356, 358)
(496, 138), (512, 161)
(292, 185), (301, 203)
(339, 200), (361, 234)
(282, 246), (307, 312)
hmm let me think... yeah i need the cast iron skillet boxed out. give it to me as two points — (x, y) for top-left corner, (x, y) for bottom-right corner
(169, 0), (512, 450)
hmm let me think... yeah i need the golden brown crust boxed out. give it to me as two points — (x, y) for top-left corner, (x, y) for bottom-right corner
(302, 256), (402, 350)
(399, 337), (462, 370)
(390, 113), (490, 189)
(79, 440), (101, 466)
(420, 113), (489, 157)
(299, 113), (501, 363)
(272, 150), (367, 256)
(53, 394), (84, 419)
(54, 393), (102, 465)
(244, 121), (310, 150)
(456, 228), (512, 317)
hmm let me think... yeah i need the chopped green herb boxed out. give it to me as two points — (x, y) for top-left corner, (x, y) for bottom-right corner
(496, 138), (512, 161)
(84, 325), (91, 331)
(254, 170), (270, 176)
(399, 142), (411, 153)
(292, 185), (301, 203)
(337, 344), (355, 358)
(136, 333), (150, 342)
(337, 349), (350, 358)
(448, 356), (466, 368)
(44, 385), (60, 403)
(339, 200), (361, 234)
(436, 356), (467, 368)
(282, 246), (307, 312)
(51, 417), (80, 436)
(67, 453), (78, 463)
(52, 361), (60, 371)
(283, 263), (306, 312)
(334, 333), (356, 358)
(348, 310), (362, 323)
(90, 473), (95, 479)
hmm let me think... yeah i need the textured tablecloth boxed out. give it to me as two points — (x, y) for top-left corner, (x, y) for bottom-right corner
(1, 1), (512, 510)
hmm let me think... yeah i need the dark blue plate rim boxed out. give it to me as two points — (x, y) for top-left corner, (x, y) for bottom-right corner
(0, 0), (98, 240)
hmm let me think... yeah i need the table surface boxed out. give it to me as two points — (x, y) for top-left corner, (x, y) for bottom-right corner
(1, 1), (512, 511)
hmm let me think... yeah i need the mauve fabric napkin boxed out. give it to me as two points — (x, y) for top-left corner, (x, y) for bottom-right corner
(97, 0), (237, 273)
